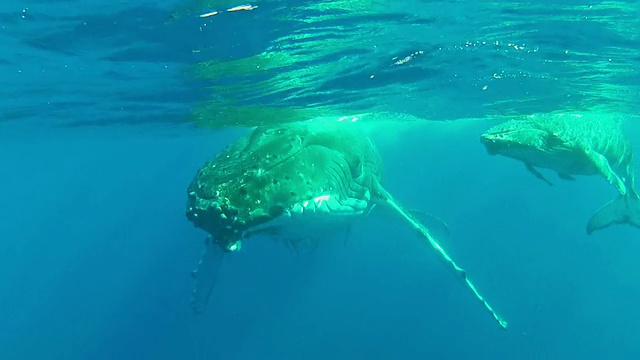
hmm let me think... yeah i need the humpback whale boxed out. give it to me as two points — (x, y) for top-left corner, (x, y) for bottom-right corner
(481, 112), (640, 234)
(187, 120), (507, 329)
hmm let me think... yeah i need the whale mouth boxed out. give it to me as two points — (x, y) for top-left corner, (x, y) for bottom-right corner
(185, 194), (246, 251)
(245, 191), (370, 233)
(480, 134), (500, 156)
(187, 188), (372, 251)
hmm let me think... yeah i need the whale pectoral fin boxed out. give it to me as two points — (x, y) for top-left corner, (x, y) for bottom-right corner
(377, 187), (508, 330)
(625, 155), (639, 198)
(408, 209), (451, 239)
(585, 148), (627, 196)
(525, 163), (553, 186)
(558, 173), (575, 181)
(191, 236), (227, 314)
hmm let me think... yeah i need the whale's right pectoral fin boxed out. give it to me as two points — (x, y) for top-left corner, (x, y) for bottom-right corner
(191, 236), (227, 314)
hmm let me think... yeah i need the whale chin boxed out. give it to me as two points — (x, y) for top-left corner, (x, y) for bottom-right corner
(485, 145), (499, 156)
(480, 137), (500, 156)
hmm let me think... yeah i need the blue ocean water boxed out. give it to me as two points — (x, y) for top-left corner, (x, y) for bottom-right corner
(1, 1), (640, 359)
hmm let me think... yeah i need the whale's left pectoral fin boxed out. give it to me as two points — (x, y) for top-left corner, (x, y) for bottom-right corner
(191, 236), (228, 314)
(586, 148), (627, 196)
(525, 163), (553, 186)
(408, 209), (451, 239)
(376, 185), (508, 330)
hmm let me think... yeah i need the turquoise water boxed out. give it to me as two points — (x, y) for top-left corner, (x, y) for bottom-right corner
(1, 1), (639, 359)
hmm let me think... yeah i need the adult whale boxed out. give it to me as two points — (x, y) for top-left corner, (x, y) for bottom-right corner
(187, 119), (507, 329)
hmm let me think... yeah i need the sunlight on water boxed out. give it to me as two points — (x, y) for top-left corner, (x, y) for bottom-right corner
(173, 0), (639, 128)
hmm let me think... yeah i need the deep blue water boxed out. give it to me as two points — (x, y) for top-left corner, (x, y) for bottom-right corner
(2, 1), (640, 359)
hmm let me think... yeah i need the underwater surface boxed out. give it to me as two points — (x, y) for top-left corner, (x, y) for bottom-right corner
(1, 0), (640, 359)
